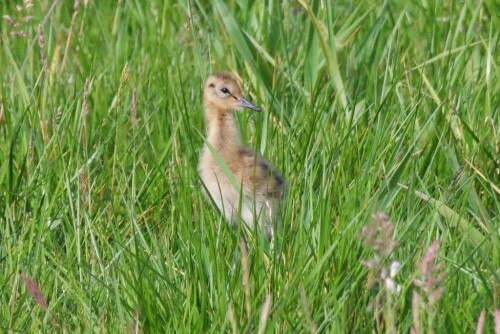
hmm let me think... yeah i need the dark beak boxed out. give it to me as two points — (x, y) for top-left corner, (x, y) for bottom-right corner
(238, 97), (261, 112)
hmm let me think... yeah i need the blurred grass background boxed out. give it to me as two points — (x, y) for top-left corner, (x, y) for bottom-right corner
(0, 0), (498, 332)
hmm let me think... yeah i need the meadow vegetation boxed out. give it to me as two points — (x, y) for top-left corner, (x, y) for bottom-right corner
(0, 0), (499, 332)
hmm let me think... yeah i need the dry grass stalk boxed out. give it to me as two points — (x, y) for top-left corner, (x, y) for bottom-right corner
(81, 77), (90, 205)
(299, 285), (317, 334)
(27, 130), (34, 178)
(228, 303), (238, 334)
(239, 237), (251, 318)
(494, 309), (500, 334)
(257, 294), (272, 334)
(128, 308), (141, 334)
(475, 309), (486, 334)
(61, 0), (81, 72)
(131, 88), (138, 124)
(39, 120), (49, 145)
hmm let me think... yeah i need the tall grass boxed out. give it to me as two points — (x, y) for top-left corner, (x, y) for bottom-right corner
(0, 0), (498, 332)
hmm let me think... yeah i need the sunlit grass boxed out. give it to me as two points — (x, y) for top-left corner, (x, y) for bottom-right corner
(0, 0), (498, 332)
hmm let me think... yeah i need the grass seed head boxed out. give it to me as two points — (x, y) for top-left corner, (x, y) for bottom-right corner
(359, 212), (396, 256)
(414, 240), (445, 305)
(37, 25), (48, 72)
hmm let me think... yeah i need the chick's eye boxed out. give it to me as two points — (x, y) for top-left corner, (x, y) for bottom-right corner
(221, 87), (230, 94)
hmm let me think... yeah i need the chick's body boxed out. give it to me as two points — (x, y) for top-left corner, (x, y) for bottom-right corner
(198, 72), (285, 235)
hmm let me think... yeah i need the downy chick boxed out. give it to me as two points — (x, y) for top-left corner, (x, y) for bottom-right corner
(198, 72), (285, 237)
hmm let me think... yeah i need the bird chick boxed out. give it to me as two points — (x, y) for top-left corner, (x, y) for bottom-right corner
(198, 72), (285, 237)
